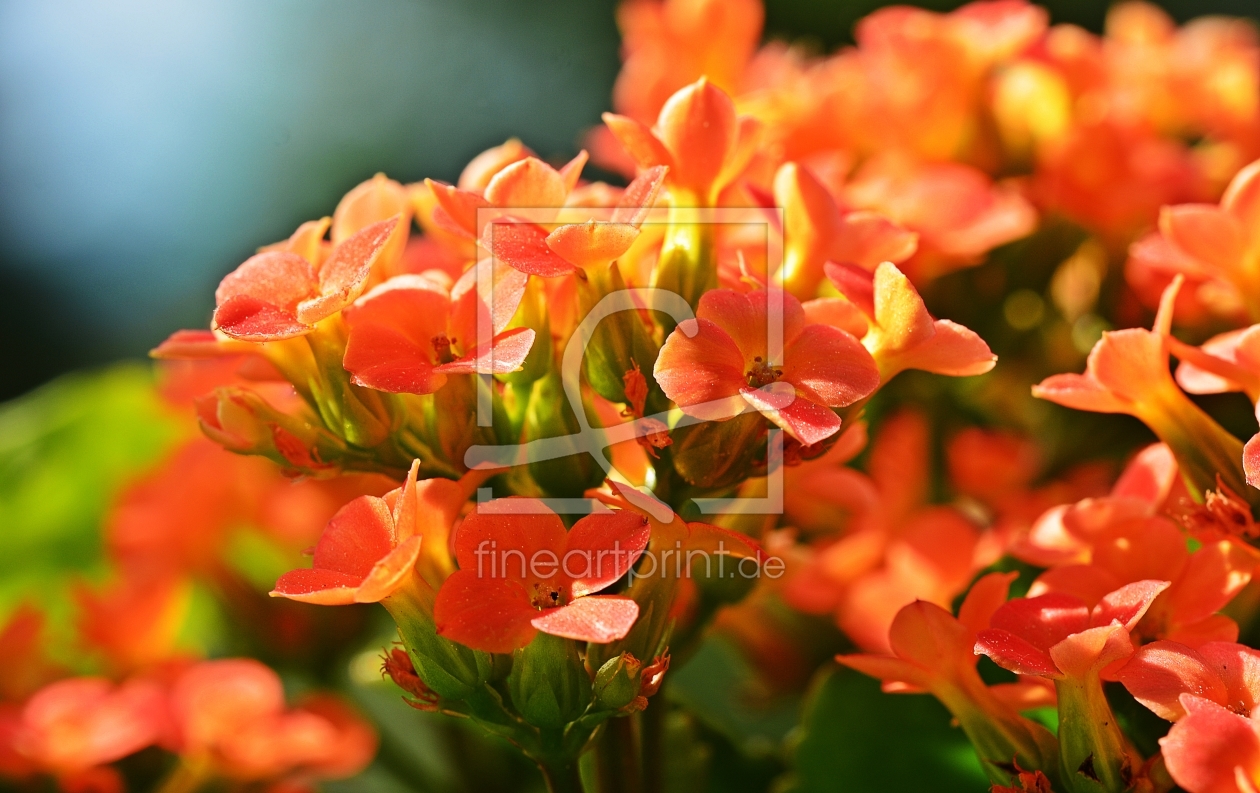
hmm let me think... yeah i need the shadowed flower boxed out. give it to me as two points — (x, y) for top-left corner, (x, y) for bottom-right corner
(433, 499), (651, 654)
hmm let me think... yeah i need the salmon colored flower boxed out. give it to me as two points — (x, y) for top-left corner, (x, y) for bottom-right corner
(604, 78), (758, 203)
(774, 162), (917, 299)
(842, 155), (1037, 281)
(825, 261), (996, 383)
(213, 218), (399, 342)
(478, 165), (667, 277)
(611, 0), (762, 126)
(271, 461), (478, 605)
(433, 500), (651, 653)
(341, 264), (534, 395)
(976, 581), (1171, 793)
(838, 572), (1059, 784)
(1125, 159), (1260, 326)
(14, 677), (165, 779)
(1115, 640), (1260, 721)
(653, 287), (880, 445)
(168, 659), (375, 783)
(1118, 640), (1260, 793)
(1033, 277), (1251, 500)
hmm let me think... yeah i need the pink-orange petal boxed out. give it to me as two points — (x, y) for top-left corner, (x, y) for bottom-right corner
(355, 535), (424, 603)
(612, 165), (668, 227)
(1031, 373), (1131, 414)
(779, 323), (880, 407)
(740, 385), (841, 446)
(435, 328), (537, 375)
(831, 211), (919, 269)
(601, 113), (673, 172)
(312, 496), (396, 579)
(654, 318), (748, 420)
(531, 595), (639, 643)
(298, 217), (399, 324)
(1116, 641), (1227, 721)
(974, 628), (1062, 677)
(214, 295), (311, 342)
(1161, 695), (1260, 793)
(546, 222), (640, 267)
(215, 251), (318, 310)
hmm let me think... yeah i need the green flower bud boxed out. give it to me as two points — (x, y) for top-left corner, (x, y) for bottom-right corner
(670, 412), (766, 489)
(593, 653), (642, 711)
(524, 371), (605, 497)
(508, 632), (591, 729)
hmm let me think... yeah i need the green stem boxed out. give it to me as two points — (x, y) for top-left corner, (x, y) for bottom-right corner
(538, 756), (585, 793)
(596, 717), (642, 793)
(1054, 674), (1134, 793)
(641, 703), (665, 793)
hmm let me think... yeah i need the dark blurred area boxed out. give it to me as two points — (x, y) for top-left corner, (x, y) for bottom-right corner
(1, 0), (1257, 400)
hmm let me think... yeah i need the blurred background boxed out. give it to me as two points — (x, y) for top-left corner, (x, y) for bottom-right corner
(2, 0), (1258, 401)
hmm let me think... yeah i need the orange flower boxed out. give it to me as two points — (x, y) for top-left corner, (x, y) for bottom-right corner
(612, 0), (762, 125)
(1125, 159), (1260, 326)
(1033, 277), (1251, 500)
(213, 218), (399, 342)
(604, 78), (758, 204)
(838, 572), (1058, 784)
(824, 261), (996, 383)
(654, 288), (879, 445)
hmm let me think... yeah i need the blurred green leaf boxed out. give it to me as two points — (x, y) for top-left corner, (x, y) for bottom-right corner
(780, 666), (989, 793)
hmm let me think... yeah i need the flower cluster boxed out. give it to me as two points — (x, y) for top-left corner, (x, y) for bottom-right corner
(12, 0), (1260, 791)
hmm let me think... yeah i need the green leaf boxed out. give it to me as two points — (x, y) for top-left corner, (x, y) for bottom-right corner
(780, 666), (989, 793)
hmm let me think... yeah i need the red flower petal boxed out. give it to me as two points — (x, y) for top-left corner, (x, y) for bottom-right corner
(436, 328), (537, 375)
(974, 628), (1062, 677)
(482, 220), (575, 277)
(825, 261), (876, 319)
(612, 165), (668, 227)
(696, 289), (807, 361)
(1159, 204), (1245, 274)
(531, 595), (640, 643)
(1031, 373), (1130, 414)
(1116, 641), (1226, 721)
(989, 592), (1091, 654)
(740, 384), (841, 446)
(216, 251), (318, 311)
(271, 569), (363, 605)
(355, 535), (424, 603)
(1091, 579), (1170, 630)
(565, 511), (651, 598)
(214, 295), (311, 342)
(342, 276), (451, 395)
(425, 179), (488, 237)
(484, 157), (568, 210)
(452, 500), (568, 586)
(655, 78), (737, 195)
(311, 496), (396, 579)
(654, 318), (747, 421)
(433, 571), (539, 653)
(831, 210), (919, 270)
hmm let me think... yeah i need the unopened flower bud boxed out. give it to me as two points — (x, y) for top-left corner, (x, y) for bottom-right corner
(507, 632), (591, 729)
(382, 648), (440, 712)
(593, 653), (642, 711)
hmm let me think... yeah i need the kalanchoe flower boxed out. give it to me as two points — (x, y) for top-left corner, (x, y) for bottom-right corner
(825, 261), (996, 383)
(774, 162), (918, 299)
(14, 677), (165, 784)
(839, 572), (1059, 786)
(341, 264), (534, 395)
(271, 461), (484, 604)
(1125, 158), (1260, 327)
(213, 217), (399, 342)
(654, 287), (880, 445)
(976, 580), (1171, 793)
(603, 77), (758, 203)
(478, 165), (668, 277)
(1033, 276), (1254, 502)
(433, 499), (651, 654)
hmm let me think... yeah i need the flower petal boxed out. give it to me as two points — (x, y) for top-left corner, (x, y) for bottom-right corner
(214, 296), (311, 342)
(740, 384), (841, 446)
(654, 318), (747, 421)
(342, 276), (450, 395)
(1031, 373), (1131, 414)
(531, 595), (639, 643)
(354, 536), (424, 603)
(655, 78), (737, 195)
(452, 499), (568, 586)
(270, 569), (363, 606)
(1116, 641), (1226, 721)
(483, 220), (575, 277)
(601, 113), (673, 171)
(433, 570), (538, 654)
(311, 496), (396, 579)
(612, 165), (668, 226)
(436, 328), (537, 375)
(974, 628), (1062, 677)
(546, 222), (640, 267)
(781, 323), (881, 407)
(1091, 579), (1171, 630)
(565, 511), (651, 598)
(297, 217), (398, 324)
(484, 157), (568, 210)
(831, 210), (919, 269)
(1161, 695), (1260, 793)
